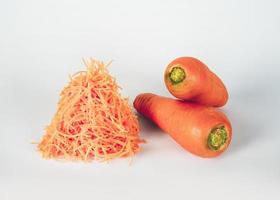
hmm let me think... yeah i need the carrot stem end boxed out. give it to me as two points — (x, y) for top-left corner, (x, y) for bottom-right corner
(168, 66), (186, 84)
(207, 126), (228, 151)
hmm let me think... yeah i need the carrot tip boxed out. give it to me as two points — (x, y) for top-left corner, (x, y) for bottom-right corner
(168, 66), (186, 84)
(207, 126), (228, 151)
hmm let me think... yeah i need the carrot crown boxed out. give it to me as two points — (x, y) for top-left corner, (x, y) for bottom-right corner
(207, 126), (228, 151)
(168, 66), (186, 84)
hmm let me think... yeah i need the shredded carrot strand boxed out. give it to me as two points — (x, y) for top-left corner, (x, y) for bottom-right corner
(38, 59), (142, 162)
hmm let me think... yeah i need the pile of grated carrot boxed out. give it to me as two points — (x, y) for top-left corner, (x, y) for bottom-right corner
(38, 59), (143, 162)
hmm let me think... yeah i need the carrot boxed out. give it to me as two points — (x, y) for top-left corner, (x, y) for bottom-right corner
(134, 93), (232, 158)
(164, 57), (228, 107)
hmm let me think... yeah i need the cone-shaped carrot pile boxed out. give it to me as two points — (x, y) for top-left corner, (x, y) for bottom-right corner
(38, 59), (142, 162)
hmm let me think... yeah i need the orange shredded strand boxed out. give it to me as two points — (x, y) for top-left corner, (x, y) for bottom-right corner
(38, 59), (142, 162)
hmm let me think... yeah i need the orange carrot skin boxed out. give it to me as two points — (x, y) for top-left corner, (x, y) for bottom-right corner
(134, 93), (232, 158)
(164, 57), (228, 107)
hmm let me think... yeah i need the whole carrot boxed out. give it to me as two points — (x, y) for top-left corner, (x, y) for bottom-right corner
(134, 93), (232, 158)
(164, 57), (228, 107)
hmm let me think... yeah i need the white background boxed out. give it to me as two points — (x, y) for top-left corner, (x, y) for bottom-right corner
(1, 0), (280, 199)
